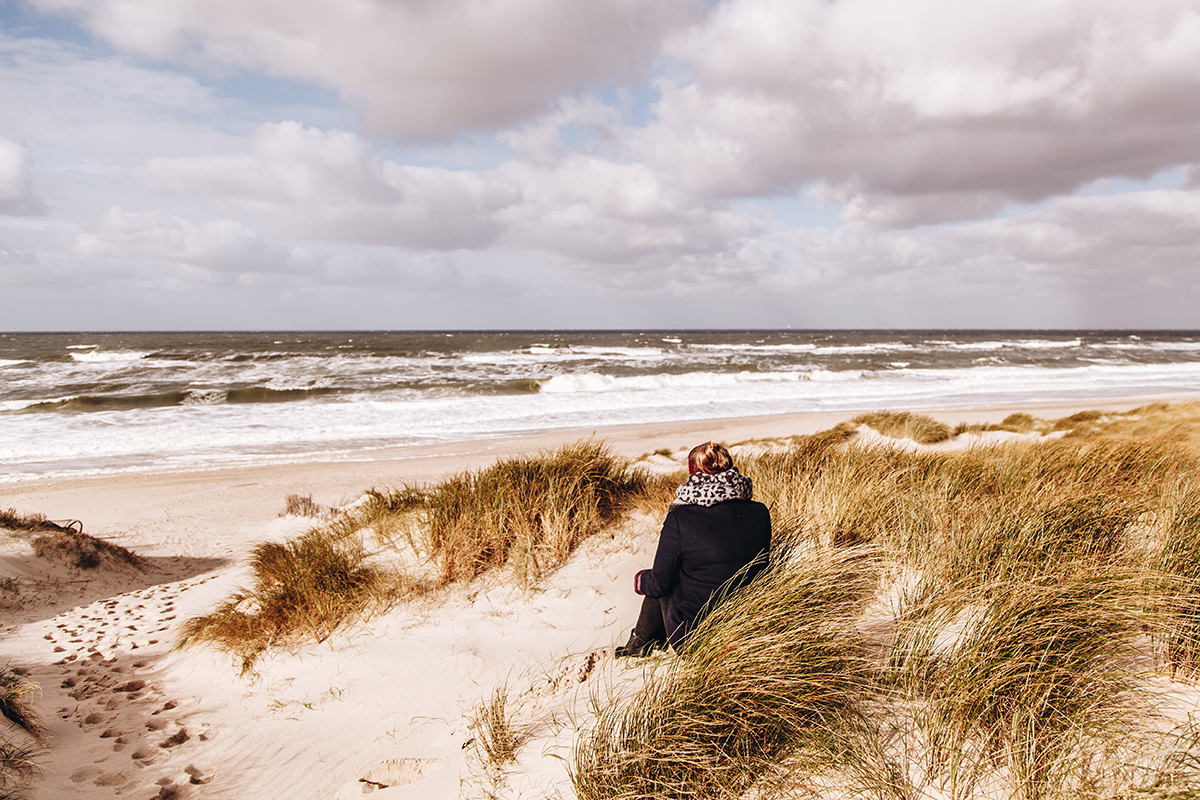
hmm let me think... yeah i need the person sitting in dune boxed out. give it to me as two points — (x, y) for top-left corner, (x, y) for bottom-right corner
(616, 441), (772, 657)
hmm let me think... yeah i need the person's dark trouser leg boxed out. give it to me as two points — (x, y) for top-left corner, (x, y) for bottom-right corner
(617, 596), (668, 657)
(633, 595), (668, 643)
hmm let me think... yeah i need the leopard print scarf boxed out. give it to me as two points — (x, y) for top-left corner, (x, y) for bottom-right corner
(673, 467), (753, 507)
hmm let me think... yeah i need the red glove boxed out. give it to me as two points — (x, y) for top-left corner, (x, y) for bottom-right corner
(634, 569), (650, 595)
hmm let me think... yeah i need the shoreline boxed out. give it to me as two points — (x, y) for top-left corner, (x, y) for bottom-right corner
(3, 393), (1195, 561)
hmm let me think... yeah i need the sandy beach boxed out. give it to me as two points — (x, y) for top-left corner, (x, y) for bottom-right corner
(3, 395), (1198, 799)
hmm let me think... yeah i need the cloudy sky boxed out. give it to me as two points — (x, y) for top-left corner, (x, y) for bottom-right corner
(3, 0), (1200, 330)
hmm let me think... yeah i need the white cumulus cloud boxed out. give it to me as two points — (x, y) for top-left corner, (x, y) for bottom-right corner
(760, 186), (1200, 305)
(74, 207), (275, 271)
(130, 120), (763, 269)
(497, 155), (760, 268)
(640, 0), (1200, 225)
(0, 138), (48, 216)
(30, 0), (701, 138)
(133, 121), (519, 249)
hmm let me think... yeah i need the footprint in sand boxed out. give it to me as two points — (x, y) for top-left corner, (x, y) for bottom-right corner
(150, 700), (177, 716)
(70, 765), (101, 783)
(358, 758), (439, 790)
(93, 770), (127, 787)
(130, 748), (156, 764)
(185, 764), (213, 785)
(152, 781), (181, 799)
(160, 727), (190, 748)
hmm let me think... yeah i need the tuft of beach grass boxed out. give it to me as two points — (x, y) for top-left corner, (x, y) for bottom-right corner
(419, 440), (651, 586)
(572, 540), (880, 800)
(176, 526), (398, 675)
(888, 572), (1157, 799)
(853, 410), (954, 445)
(2, 509), (144, 571)
(279, 493), (331, 519)
(472, 686), (522, 767)
(0, 669), (43, 800)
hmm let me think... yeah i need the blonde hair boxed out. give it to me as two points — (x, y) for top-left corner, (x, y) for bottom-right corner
(688, 441), (733, 475)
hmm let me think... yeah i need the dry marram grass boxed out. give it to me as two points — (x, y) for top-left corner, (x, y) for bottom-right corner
(853, 410), (953, 444)
(574, 403), (1200, 799)
(177, 527), (395, 675)
(179, 440), (656, 673)
(472, 686), (521, 767)
(419, 440), (653, 585)
(0, 669), (43, 800)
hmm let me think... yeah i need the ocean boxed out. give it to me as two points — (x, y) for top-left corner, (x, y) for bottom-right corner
(3, 330), (1200, 483)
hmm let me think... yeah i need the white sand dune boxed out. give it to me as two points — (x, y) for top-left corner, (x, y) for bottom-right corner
(2, 398), (1192, 799)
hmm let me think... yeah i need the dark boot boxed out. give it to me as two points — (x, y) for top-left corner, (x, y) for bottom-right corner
(615, 629), (662, 658)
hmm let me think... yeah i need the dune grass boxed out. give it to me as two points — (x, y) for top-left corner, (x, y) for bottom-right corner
(176, 402), (1200, 795)
(853, 410), (953, 444)
(0, 669), (42, 800)
(419, 440), (653, 585)
(574, 542), (880, 800)
(180, 440), (657, 673)
(0, 671), (41, 744)
(176, 527), (396, 675)
(31, 530), (144, 571)
(2, 507), (144, 571)
(0, 510), (48, 532)
(889, 572), (1155, 799)
(472, 686), (521, 767)
(573, 403), (1200, 799)
(279, 493), (331, 519)
(1150, 487), (1200, 681)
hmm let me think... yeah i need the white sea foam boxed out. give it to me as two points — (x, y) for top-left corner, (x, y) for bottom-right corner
(462, 346), (667, 365)
(70, 350), (152, 363)
(539, 370), (813, 393)
(0, 396), (73, 412)
(691, 342), (820, 353)
(1097, 341), (1200, 352)
(945, 338), (1084, 351)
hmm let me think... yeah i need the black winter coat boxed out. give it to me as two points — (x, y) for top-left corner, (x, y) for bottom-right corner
(636, 499), (771, 646)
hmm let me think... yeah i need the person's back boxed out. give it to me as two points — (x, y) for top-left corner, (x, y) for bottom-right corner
(640, 498), (771, 645)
